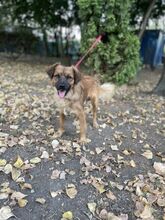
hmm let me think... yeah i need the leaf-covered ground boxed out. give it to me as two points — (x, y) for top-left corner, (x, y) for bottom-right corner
(0, 59), (165, 220)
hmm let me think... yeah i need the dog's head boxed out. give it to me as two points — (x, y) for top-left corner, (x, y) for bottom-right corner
(46, 63), (82, 99)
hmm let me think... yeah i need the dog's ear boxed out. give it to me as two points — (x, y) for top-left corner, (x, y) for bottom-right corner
(46, 63), (60, 79)
(72, 66), (82, 84)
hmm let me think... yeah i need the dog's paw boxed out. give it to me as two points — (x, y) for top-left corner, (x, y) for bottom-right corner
(79, 137), (91, 145)
(93, 121), (99, 128)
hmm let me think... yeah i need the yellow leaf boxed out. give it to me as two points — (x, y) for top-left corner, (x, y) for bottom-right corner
(11, 168), (21, 181)
(13, 156), (24, 168)
(62, 211), (73, 220)
(0, 159), (7, 166)
(18, 199), (28, 208)
(30, 157), (41, 164)
(87, 202), (96, 214)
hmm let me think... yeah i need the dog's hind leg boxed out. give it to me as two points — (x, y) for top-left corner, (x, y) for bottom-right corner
(91, 96), (99, 128)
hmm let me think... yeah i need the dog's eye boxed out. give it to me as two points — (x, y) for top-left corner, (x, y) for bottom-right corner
(66, 75), (73, 80)
(54, 74), (60, 79)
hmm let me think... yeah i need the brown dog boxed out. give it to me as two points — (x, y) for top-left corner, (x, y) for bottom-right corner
(46, 63), (115, 144)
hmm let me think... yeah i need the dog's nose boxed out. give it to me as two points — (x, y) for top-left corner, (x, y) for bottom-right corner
(59, 85), (65, 90)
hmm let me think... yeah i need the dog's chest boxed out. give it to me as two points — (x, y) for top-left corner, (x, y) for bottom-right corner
(54, 93), (76, 114)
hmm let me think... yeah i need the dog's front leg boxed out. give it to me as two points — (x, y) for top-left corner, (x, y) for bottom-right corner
(74, 104), (87, 144)
(54, 109), (65, 138)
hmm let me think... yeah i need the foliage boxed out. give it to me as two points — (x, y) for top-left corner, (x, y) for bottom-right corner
(77, 0), (140, 84)
(0, 0), (78, 29)
(130, 0), (165, 26)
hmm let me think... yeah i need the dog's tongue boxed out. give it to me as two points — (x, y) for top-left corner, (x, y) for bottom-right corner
(58, 90), (66, 98)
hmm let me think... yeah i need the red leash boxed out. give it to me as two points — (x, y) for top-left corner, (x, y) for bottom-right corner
(75, 35), (102, 68)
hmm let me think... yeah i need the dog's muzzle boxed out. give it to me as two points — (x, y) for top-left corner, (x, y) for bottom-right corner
(55, 78), (71, 99)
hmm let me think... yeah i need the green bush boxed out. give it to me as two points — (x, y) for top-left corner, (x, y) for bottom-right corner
(77, 0), (140, 84)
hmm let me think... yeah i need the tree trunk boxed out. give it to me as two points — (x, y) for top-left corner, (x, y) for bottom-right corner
(42, 28), (49, 56)
(138, 0), (156, 40)
(153, 57), (165, 96)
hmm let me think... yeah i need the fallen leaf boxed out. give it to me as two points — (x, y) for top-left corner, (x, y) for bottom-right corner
(4, 164), (12, 174)
(111, 145), (119, 151)
(153, 162), (165, 176)
(11, 168), (21, 181)
(142, 150), (153, 159)
(11, 191), (27, 200)
(87, 202), (96, 215)
(99, 209), (108, 219)
(40, 151), (49, 159)
(50, 190), (62, 198)
(18, 199), (28, 208)
(130, 160), (136, 167)
(30, 157), (41, 164)
(20, 183), (32, 190)
(51, 169), (60, 180)
(0, 206), (14, 220)
(0, 193), (8, 200)
(66, 184), (77, 199)
(107, 212), (120, 220)
(35, 198), (46, 204)
(96, 147), (104, 154)
(0, 159), (7, 166)
(139, 204), (153, 219)
(62, 211), (73, 220)
(13, 156), (24, 168)
(157, 197), (165, 207)
(106, 191), (117, 200)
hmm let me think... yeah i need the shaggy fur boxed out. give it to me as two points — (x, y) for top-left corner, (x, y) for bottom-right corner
(46, 63), (115, 144)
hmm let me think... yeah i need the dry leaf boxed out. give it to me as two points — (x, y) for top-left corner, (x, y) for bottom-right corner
(40, 151), (49, 159)
(30, 157), (41, 164)
(4, 164), (12, 174)
(153, 162), (165, 176)
(11, 168), (21, 181)
(35, 198), (46, 204)
(130, 160), (136, 167)
(99, 209), (108, 219)
(0, 206), (14, 220)
(51, 169), (60, 179)
(21, 183), (32, 190)
(157, 197), (165, 207)
(11, 191), (27, 200)
(13, 156), (24, 168)
(0, 159), (7, 166)
(62, 211), (73, 220)
(111, 145), (119, 151)
(66, 184), (77, 199)
(87, 202), (96, 215)
(107, 212), (120, 220)
(0, 193), (8, 200)
(96, 147), (104, 154)
(50, 190), (62, 198)
(18, 199), (28, 207)
(106, 191), (117, 200)
(139, 204), (153, 219)
(142, 150), (153, 159)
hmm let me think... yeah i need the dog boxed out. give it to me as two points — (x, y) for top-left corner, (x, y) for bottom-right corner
(46, 63), (115, 144)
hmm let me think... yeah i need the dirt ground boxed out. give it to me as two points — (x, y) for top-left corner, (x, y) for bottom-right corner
(0, 58), (165, 220)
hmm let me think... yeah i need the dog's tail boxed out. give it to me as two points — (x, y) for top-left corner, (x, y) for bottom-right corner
(99, 83), (116, 103)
